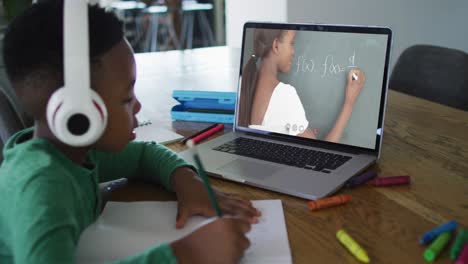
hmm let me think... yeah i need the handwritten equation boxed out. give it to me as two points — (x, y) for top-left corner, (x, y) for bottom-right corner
(294, 50), (357, 78)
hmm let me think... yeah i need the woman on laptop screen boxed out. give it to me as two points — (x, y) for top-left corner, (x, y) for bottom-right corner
(238, 29), (366, 143)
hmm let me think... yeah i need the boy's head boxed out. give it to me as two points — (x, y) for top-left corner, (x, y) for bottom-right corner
(3, 1), (141, 151)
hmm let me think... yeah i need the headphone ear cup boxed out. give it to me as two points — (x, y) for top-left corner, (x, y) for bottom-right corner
(46, 87), (108, 146)
(89, 89), (108, 133)
(46, 88), (66, 137)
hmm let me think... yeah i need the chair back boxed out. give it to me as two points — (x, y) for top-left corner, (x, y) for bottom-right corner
(0, 87), (31, 163)
(390, 45), (468, 111)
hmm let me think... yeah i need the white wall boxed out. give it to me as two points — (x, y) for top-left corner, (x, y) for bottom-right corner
(287, 0), (468, 71)
(226, 0), (468, 72)
(226, 0), (287, 48)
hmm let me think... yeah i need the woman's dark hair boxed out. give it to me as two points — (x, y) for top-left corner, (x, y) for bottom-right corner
(238, 29), (285, 127)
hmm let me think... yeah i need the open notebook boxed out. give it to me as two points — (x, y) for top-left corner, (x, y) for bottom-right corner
(134, 120), (183, 145)
(76, 200), (292, 264)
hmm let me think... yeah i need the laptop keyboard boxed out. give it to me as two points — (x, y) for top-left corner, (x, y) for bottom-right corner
(213, 137), (352, 173)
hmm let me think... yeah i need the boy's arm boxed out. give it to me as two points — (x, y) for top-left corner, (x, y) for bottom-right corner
(12, 170), (180, 264)
(94, 141), (195, 191)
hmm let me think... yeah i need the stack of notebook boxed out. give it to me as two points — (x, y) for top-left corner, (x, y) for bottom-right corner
(171, 90), (236, 123)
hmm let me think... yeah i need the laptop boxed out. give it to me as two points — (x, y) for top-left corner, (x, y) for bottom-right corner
(180, 22), (392, 200)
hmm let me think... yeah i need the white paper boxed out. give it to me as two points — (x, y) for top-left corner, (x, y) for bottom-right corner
(76, 200), (291, 264)
(134, 124), (183, 145)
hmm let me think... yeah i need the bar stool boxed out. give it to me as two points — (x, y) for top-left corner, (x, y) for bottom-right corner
(110, 1), (147, 52)
(180, 1), (215, 49)
(143, 5), (181, 51)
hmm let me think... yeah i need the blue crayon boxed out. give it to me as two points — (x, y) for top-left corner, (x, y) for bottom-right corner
(419, 220), (458, 245)
(346, 171), (377, 188)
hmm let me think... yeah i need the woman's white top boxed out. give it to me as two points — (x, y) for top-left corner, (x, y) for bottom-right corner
(249, 82), (309, 136)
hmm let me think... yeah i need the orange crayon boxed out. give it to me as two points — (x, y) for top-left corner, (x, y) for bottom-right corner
(308, 194), (352, 211)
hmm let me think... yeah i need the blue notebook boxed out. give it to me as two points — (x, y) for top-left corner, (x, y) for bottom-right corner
(171, 90), (236, 123)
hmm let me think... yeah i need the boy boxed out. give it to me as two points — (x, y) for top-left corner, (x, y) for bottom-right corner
(0, 2), (260, 263)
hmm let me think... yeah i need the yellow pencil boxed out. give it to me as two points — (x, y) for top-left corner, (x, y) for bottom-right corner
(336, 229), (370, 263)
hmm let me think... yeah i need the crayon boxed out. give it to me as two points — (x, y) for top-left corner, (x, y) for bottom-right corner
(420, 220), (458, 245)
(346, 171), (377, 188)
(308, 194), (351, 211)
(424, 232), (451, 262)
(180, 123), (219, 144)
(451, 229), (468, 260)
(104, 178), (128, 192)
(367, 175), (410, 186)
(455, 244), (468, 264)
(336, 229), (370, 263)
(191, 124), (225, 144)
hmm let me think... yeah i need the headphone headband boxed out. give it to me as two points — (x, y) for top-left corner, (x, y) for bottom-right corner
(64, 0), (90, 99)
(46, 0), (108, 147)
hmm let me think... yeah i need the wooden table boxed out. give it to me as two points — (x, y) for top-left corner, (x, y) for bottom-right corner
(112, 46), (468, 263)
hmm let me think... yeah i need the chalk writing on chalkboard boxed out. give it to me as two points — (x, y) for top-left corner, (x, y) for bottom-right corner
(294, 50), (357, 78)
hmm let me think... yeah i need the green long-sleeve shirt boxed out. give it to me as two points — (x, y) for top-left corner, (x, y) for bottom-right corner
(0, 128), (193, 263)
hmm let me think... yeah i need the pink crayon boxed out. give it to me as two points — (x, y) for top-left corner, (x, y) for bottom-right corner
(456, 244), (468, 264)
(367, 175), (410, 186)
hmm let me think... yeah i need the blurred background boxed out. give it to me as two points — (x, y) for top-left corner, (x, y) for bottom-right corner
(1, 0), (467, 67)
(98, 0), (224, 52)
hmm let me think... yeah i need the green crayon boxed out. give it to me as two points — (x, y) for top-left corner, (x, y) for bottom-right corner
(450, 228), (468, 260)
(424, 232), (451, 262)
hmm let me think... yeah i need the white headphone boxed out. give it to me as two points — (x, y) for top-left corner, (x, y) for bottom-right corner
(46, 0), (107, 147)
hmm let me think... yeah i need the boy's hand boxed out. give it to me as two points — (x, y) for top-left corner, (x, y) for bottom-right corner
(171, 167), (261, 228)
(170, 217), (251, 264)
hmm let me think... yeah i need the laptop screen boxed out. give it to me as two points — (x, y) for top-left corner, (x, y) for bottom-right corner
(236, 22), (392, 151)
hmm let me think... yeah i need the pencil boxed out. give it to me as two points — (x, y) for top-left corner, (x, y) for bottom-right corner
(186, 140), (223, 217)
(181, 123), (219, 144)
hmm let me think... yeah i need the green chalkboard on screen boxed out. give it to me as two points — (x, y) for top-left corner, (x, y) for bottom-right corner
(241, 26), (389, 149)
